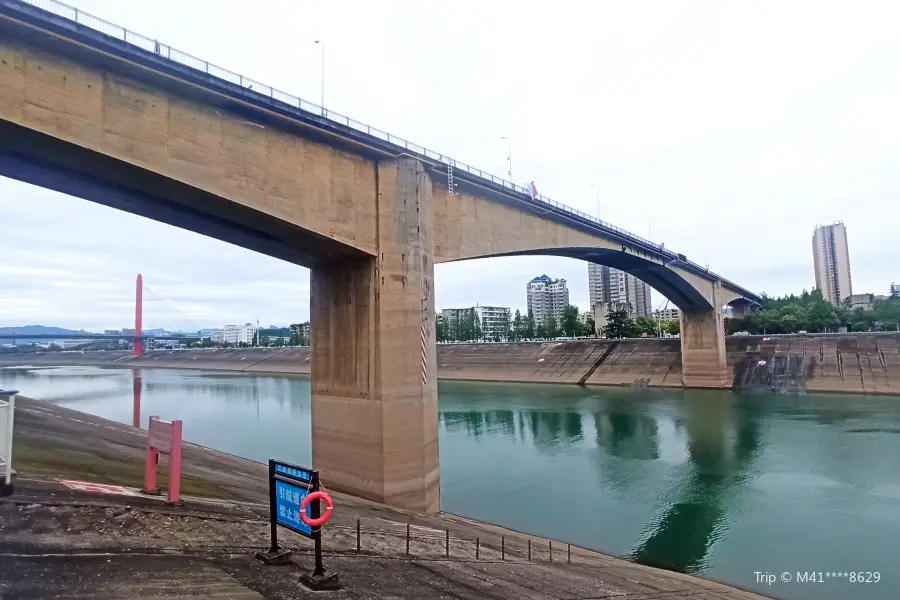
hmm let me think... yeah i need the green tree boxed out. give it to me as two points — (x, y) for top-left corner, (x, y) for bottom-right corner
(512, 310), (523, 341)
(561, 305), (580, 337)
(634, 316), (658, 337)
(524, 311), (536, 340)
(542, 315), (559, 338)
(602, 308), (638, 339)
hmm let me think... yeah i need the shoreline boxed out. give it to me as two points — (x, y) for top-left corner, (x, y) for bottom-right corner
(2, 331), (899, 396)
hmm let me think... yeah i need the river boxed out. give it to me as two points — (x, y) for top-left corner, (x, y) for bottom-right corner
(2, 365), (897, 600)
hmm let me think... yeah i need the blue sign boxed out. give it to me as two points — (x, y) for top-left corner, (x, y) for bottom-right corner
(274, 463), (312, 482)
(275, 479), (313, 536)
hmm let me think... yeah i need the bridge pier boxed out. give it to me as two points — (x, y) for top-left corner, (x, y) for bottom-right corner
(309, 158), (440, 513)
(680, 283), (730, 389)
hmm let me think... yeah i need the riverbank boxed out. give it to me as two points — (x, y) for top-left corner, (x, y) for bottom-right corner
(2, 396), (773, 599)
(2, 332), (899, 394)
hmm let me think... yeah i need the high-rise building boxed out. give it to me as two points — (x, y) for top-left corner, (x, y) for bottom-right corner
(891, 282), (899, 299)
(587, 264), (651, 318)
(813, 222), (852, 305)
(526, 275), (569, 324)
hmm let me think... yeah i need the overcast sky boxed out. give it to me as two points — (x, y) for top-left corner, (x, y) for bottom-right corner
(2, 0), (899, 331)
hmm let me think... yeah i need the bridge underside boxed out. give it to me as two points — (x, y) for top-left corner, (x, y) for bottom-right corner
(0, 121), (365, 269)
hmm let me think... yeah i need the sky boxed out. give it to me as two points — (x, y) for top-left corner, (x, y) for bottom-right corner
(2, 0), (899, 331)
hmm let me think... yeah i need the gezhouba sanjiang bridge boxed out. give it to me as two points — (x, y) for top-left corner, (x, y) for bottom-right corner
(0, 0), (761, 512)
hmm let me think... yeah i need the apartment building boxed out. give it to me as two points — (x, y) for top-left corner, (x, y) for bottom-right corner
(587, 263), (651, 318)
(813, 222), (852, 305)
(526, 275), (569, 323)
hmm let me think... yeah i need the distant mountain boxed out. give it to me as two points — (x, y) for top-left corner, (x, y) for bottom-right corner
(0, 325), (89, 336)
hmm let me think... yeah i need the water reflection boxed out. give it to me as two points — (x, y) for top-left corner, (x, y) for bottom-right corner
(629, 394), (764, 573)
(594, 396), (660, 461)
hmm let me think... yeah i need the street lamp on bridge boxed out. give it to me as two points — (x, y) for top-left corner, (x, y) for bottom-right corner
(314, 40), (325, 115)
(500, 136), (512, 180)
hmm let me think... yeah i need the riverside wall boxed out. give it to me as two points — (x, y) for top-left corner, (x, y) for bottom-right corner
(2, 333), (900, 394)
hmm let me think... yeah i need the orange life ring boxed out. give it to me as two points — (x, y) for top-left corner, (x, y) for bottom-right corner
(300, 490), (333, 527)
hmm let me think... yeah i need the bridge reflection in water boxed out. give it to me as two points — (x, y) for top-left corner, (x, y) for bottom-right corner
(439, 389), (765, 574)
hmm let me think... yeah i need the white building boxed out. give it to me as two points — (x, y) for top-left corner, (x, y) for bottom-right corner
(475, 305), (510, 339)
(654, 308), (681, 323)
(593, 301), (632, 335)
(441, 306), (511, 339)
(587, 264), (651, 318)
(210, 329), (225, 343)
(813, 222), (852, 305)
(891, 282), (899, 299)
(526, 275), (569, 324)
(847, 293), (874, 311)
(223, 323), (258, 345)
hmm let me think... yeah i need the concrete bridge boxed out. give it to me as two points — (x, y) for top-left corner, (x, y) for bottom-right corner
(0, 0), (760, 513)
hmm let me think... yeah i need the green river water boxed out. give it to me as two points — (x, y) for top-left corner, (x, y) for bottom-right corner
(1, 365), (897, 600)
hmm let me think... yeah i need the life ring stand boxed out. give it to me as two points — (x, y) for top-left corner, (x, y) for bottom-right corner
(300, 490), (334, 527)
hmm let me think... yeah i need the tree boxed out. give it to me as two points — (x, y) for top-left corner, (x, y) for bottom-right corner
(663, 319), (680, 336)
(512, 310), (523, 341)
(602, 308), (638, 339)
(634, 316), (658, 337)
(541, 315), (559, 338)
(584, 316), (596, 336)
(524, 311), (536, 340)
(561, 305), (581, 337)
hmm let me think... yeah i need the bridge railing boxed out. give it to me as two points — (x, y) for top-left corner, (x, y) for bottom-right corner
(19, 0), (668, 252)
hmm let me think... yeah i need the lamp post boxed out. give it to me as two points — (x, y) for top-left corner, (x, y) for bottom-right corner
(314, 40), (325, 115)
(590, 184), (600, 218)
(500, 136), (512, 179)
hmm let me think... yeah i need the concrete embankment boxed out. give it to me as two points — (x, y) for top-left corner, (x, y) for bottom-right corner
(3, 332), (900, 394)
(2, 396), (772, 600)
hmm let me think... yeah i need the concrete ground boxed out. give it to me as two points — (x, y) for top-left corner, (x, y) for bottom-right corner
(1, 397), (775, 600)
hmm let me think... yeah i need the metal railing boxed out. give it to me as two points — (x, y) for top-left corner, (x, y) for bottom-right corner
(0, 389), (16, 494)
(14, 0), (749, 293)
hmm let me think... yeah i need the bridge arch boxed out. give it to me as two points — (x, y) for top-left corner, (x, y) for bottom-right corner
(432, 185), (756, 313)
(438, 248), (713, 312)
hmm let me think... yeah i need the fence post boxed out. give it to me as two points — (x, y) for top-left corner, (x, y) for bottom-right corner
(568, 543), (571, 564)
(528, 539), (531, 562)
(0, 389), (17, 497)
(445, 529), (450, 558)
(549, 540), (553, 563)
(501, 536), (505, 560)
(476, 537), (480, 560)
(356, 518), (360, 553)
(406, 523), (410, 556)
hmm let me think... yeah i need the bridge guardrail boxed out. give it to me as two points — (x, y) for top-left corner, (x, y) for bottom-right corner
(16, 0), (754, 298)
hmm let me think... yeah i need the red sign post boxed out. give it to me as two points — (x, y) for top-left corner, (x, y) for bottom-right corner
(142, 415), (183, 503)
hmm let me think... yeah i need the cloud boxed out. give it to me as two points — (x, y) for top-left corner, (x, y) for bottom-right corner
(2, 0), (899, 330)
